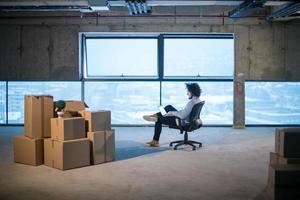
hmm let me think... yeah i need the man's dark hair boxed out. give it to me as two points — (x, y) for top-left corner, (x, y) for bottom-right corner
(185, 83), (201, 97)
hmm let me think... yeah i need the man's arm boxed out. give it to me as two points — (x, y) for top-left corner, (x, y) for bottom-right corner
(166, 101), (193, 119)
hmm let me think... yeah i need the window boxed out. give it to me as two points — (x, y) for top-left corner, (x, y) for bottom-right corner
(8, 82), (81, 124)
(245, 82), (300, 125)
(81, 33), (234, 125)
(0, 82), (6, 124)
(85, 81), (160, 124)
(85, 38), (158, 78)
(164, 38), (234, 77)
(162, 82), (233, 125)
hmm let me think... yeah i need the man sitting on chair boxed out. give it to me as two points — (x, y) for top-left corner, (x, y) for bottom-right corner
(143, 83), (202, 147)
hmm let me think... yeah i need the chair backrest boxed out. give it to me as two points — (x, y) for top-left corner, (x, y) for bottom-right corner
(187, 101), (205, 131)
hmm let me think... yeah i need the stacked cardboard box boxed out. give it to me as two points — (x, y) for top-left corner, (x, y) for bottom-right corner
(14, 98), (115, 170)
(267, 128), (300, 200)
(14, 95), (54, 166)
(45, 103), (90, 170)
(79, 110), (115, 165)
(44, 136), (90, 170)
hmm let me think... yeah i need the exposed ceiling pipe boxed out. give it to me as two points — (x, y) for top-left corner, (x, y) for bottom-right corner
(0, 0), (294, 18)
(0, 0), (292, 7)
(109, 0), (291, 6)
(0, 6), (93, 12)
(229, 0), (267, 18)
(0, 13), (271, 19)
(0, 1), (89, 6)
(270, 15), (300, 21)
(266, 2), (300, 20)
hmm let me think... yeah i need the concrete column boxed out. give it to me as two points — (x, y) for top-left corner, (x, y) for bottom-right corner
(233, 73), (245, 129)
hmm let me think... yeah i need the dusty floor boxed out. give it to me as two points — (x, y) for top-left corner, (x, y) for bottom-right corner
(0, 126), (276, 200)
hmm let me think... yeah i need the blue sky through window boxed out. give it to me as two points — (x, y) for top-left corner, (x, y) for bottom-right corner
(85, 81), (160, 124)
(8, 82), (81, 124)
(0, 82), (6, 124)
(245, 82), (300, 125)
(164, 39), (234, 77)
(86, 38), (157, 77)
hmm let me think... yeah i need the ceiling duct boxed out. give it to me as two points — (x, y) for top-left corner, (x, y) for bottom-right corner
(125, 0), (151, 15)
(0, 0), (294, 15)
(228, 0), (267, 18)
(266, 2), (300, 20)
(88, 0), (110, 10)
(0, 6), (91, 12)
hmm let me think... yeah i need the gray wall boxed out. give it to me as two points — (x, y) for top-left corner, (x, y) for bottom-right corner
(0, 15), (299, 127)
(0, 16), (300, 81)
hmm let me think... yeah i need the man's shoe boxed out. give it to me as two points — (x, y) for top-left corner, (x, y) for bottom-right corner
(143, 115), (158, 122)
(145, 140), (160, 147)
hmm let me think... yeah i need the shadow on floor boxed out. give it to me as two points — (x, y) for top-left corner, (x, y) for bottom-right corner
(115, 140), (170, 161)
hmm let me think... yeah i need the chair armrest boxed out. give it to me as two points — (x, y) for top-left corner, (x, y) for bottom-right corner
(175, 117), (185, 133)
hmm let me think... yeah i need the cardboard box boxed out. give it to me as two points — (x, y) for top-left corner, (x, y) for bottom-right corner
(62, 111), (81, 118)
(64, 100), (86, 112)
(105, 129), (115, 162)
(270, 152), (300, 165)
(24, 95), (54, 138)
(79, 110), (111, 132)
(275, 128), (300, 158)
(13, 135), (43, 166)
(87, 130), (115, 164)
(51, 117), (85, 141)
(44, 138), (90, 170)
(270, 152), (279, 165)
(87, 131), (105, 165)
(268, 164), (300, 186)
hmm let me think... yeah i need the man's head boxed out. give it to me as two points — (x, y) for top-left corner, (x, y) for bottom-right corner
(185, 83), (201, 99)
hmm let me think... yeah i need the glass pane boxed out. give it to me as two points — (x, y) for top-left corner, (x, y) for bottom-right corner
(164, 38), (234, 77)
(86, 38), (157, 77)
(162, 82), (233, 125)
(0, 82), (6, 124)
(8, 82), (81, 124)
(245, 82), (300, 125)
(85, 82), (160, 124)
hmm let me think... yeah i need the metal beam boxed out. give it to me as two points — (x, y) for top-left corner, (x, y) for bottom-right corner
(229, 0), (267, 18)
(0, 0), (292, 7)
(109, 0), (243, 6)
(266, 2), (300, 20)
(0, 1), (89, 6)
(88, 0), (109, 10)
(108, 0), (291, 7)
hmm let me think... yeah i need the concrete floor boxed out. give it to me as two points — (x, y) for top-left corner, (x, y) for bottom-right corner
(0, 126), (276, 200)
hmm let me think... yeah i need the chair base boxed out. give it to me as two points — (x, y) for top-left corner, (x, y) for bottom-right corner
(170, 139), (202, 150)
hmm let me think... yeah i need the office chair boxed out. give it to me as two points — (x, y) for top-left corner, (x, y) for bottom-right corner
(169, 101), (205, 150)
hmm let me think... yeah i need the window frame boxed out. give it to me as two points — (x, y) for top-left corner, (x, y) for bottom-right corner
(161, 33), (235, 81)
(82, 33), (160, 80)
(79, 32), (235, 126)
(81, 32), (234, 81)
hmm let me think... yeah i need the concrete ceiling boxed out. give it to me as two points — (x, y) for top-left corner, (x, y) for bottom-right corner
(0, 0), (298, 21)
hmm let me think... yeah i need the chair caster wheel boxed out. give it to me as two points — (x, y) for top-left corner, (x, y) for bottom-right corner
(174, 147), (177, 150)
(169, 143), (173, 147)
(193, 147), (196, 151)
